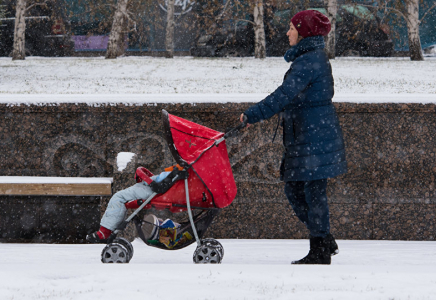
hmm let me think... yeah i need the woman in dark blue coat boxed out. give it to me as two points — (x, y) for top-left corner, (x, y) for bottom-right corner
(241, 10), (347, 264)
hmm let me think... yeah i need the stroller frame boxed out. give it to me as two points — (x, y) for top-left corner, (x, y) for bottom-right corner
(117, 174), (213, 248)
(100, 110), (247, 264)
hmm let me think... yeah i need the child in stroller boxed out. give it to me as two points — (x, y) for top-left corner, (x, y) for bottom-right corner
(86, 165), (181, 244)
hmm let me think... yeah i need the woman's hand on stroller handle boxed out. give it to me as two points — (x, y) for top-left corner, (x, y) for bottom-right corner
(222, 114), (249, 139)
(239, 114), (250, 128)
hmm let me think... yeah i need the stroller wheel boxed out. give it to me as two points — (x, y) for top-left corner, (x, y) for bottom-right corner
(201, 238), (224, 259)
(101, 243), (131, 263)
(113, 237), (134, 260)
(193, 240), (223, 264)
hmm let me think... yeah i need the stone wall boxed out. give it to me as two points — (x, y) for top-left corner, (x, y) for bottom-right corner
(1, 101), (435, 242)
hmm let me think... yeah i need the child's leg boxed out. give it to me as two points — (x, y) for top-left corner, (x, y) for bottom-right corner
(100, 182), (154, 231)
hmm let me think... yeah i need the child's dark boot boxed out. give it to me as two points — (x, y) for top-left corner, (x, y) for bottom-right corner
(86, 226), (112, 244)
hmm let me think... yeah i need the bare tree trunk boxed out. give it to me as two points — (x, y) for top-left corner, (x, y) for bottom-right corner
(253, 0), (266, 59)
(12, 0), (27, 60)
(106, 0), (129, 59)
(324, 0), (337, 59)
(406, 0), (424, 61)
(165, 0), (175, 58)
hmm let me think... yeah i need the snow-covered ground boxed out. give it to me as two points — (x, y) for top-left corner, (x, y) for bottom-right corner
(1, 239), (436, 300)
(0, 56), (436, 104)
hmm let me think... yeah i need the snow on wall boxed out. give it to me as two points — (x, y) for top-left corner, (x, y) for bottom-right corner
(1, 93), (436, 106)
(117, 152), (136, 172)
(0, 176), (113, 184)
(1, 57), (435, 105)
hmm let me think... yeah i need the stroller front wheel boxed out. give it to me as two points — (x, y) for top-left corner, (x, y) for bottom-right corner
(193, 239), (223, 264)
(113, 237), (134, 259)
(101, 238), (134, 263)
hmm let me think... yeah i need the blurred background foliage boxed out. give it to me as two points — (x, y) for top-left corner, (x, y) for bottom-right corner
(0, 0), (435, 56)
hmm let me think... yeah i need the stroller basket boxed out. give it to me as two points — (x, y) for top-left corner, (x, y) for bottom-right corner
(133, 209), (219, 251)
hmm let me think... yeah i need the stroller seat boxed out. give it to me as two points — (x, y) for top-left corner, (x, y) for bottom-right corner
(126, 166), (218, 213)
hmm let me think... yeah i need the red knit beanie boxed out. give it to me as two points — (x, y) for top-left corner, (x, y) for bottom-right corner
(291, 10), (331, 38)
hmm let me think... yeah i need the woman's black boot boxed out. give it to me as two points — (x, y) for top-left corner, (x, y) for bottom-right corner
(326, 233), (339, 256)
(292, 236), (331, 265)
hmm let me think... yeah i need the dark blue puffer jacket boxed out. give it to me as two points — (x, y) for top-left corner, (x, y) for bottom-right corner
(244, 36), (347, 181)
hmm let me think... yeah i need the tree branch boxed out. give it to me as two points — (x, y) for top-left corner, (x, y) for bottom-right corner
(234, 18), (255, 26)
(216, 0), (232, 21)
(123, 10), (137, 32)
(359, 3), (410, 26)
(26, 0), (50, 12)
(420, 1), (436, 23)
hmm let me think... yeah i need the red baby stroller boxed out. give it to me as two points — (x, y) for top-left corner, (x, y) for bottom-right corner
(100, 110), (247, 264)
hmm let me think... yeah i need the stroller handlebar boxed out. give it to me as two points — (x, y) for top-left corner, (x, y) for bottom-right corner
(223, 115), (248, 140)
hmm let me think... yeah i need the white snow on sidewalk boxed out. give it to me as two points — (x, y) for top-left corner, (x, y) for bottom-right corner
(1, 57), (435, 100)
(0, 239), (435, 300)
(2, 93), (436, 105)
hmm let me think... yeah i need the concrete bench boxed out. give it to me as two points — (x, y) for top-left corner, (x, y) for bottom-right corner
(0, 177), (113, 196)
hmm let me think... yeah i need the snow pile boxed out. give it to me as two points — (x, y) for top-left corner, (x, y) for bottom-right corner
(117, 152), (136, 172)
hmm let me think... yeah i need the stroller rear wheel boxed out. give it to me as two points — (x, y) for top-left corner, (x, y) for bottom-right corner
(193, 238), (223, 264)
(101, 240), (132, 263)
(201, 238), (224, 259)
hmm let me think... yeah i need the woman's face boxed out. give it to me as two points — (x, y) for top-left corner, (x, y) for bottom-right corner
(287, 22), (300, 46)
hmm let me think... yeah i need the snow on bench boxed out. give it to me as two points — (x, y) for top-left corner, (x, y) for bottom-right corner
(0, 176), (113, 196)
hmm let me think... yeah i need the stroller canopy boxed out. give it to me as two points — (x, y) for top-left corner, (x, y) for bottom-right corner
(163, 111), (224, 165)
(161, 110), (237, 209)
